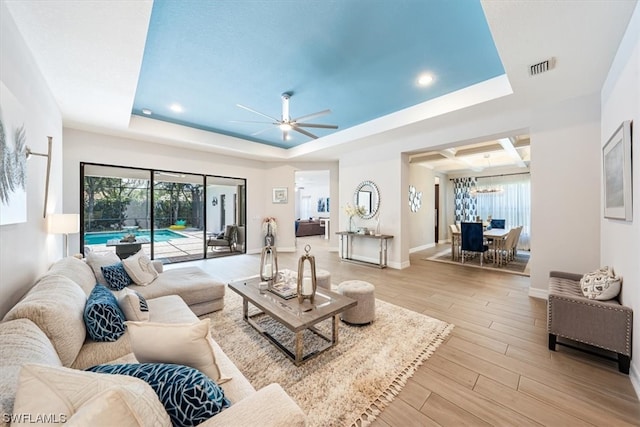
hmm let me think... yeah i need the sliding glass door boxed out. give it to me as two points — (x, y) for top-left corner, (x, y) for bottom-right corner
(81, 163), (246, 264)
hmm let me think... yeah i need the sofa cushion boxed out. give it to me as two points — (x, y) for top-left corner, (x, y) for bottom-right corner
(101, 262), (133, 291)
(115, 288), (150, 322)
(3, 275), (87, 367)
(86, 251), (121, 286)
(66, 388), (151, 427)
(0, 319), (63, 422)
(122, 250), (159, 286)
(87, 363), (230, 427)
(84, 285), (127, 342)
(580, 266), (622, 300)
(12, 364), (170, 427)
(126, 319), (225, 383)
(47, 256), (97, 295)
(130, 266), (225, 308)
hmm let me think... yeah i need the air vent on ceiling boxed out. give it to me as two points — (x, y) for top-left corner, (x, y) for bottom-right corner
(529, 57), (556, 76)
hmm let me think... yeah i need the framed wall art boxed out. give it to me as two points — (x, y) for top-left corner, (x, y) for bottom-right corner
(272, 187), (288, 204)
(603, 120), (633, 221)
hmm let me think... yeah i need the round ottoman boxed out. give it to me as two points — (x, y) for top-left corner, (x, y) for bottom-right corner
(337, 280), (375, 325)
(304, 269), (331, 290)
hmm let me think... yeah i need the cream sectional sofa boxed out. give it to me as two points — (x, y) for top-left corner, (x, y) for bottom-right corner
(0, 256), (305, 426)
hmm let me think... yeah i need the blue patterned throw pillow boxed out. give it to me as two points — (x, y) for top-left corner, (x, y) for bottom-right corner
(101, 262), (132, 290)
(84, 284), (127, 342)
(87, 363), (230, 426)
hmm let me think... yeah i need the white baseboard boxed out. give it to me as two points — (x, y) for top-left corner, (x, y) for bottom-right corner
(409, 243), (435, 253)
(528, 287), (548, 300)
(630, 365), (640, 399)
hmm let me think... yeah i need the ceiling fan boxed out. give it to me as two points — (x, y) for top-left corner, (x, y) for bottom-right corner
(235, 92), (338, 141)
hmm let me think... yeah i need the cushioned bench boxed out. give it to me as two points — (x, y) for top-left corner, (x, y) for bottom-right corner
(547, 270), (633, 373)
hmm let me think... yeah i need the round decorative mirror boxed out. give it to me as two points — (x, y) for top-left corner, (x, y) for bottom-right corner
(353, 180), (380, 219)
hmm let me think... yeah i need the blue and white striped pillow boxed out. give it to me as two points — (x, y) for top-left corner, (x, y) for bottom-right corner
(84, 284), (127, 341)
(87, 363), (230, 426)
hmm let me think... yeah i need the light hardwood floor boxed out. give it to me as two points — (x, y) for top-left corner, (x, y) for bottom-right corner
(177, 237), (640, 426)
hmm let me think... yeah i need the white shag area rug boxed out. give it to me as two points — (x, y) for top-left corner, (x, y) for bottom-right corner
(205, 287), (453, 427)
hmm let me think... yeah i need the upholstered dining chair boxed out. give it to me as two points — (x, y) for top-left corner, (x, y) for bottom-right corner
(460, 222), (489, 266)
(490, 218), (506, 229)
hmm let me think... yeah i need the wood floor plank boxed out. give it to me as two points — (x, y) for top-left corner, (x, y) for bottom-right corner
(421, 393), (492, 427)
(414, 368), (542, 427)
(474, 376), (598, 426)
(518, 376), (640, 426)
(183, 241), (640, 426)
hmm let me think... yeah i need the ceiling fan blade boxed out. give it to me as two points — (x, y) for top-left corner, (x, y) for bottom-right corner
(292, 109), (331, 123)
(294, 123), (338, 129)
(236, 104), (281, 123)
(291, 125), (318, 139)
(251, 127), (273, 137)
(228, 119), (274, 124)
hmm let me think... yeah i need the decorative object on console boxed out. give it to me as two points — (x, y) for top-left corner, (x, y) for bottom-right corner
(343, 202), (364, 233)
(297, 244), (317, 304)
(260, 245), (279, 283)
(408, 185), (422, 212)
(47, 213), (79, 257)
(603, 120), (632, 221)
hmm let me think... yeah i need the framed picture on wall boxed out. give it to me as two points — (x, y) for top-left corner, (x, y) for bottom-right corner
(603, 120), (633, 221)
(272, 187), (288, 204)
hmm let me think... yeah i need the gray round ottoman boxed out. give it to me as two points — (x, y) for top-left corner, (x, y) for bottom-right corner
(304, 269), (331, 290)
(337, 280), (375, 325)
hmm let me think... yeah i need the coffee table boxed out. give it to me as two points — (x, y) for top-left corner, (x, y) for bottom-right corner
(228, 275), (356, 366)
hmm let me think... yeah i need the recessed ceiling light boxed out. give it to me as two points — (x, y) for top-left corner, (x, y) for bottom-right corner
(170, 104), (183, 113)
(141, 108), (152, 115)
(417, 73), (434, 86)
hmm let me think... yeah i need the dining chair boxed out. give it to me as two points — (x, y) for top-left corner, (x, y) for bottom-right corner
(500, 227), (521, 264)
(460, 222), (489, 266)
(449, 224), (460, 260)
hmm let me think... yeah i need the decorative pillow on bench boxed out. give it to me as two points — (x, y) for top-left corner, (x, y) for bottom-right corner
(580, 266), (622, 300)
(87, 363), (230, 427)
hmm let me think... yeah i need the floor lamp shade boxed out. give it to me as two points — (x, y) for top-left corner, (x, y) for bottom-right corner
(48, 214), (80, 256)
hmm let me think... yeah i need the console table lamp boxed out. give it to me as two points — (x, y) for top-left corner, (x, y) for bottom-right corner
(48, 213), (79, 257)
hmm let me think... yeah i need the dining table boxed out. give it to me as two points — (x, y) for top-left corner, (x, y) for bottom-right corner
(451, 227), (512, 265)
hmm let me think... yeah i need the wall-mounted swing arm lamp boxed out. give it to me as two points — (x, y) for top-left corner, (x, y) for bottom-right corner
(25, 136), (52, 218)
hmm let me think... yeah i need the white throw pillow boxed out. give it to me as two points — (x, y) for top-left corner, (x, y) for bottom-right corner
(580, 266), (622, 300)
(66, 388), (146, 427)
(86, 251), (121, 286)
(122, 250), (159, 286)
(114, 287), (150, 321)
(12, 364), (170, 427)
(126, 318), (229, 383)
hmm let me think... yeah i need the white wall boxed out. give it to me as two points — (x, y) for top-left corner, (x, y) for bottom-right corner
(0, 4), (64, 318)
(600, 3), (640, 393)
(528, 94), (602, 297)
(408, 164), (440, 252)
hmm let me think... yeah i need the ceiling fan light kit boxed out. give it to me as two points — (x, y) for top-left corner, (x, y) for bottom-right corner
(236, 92), (338, 141)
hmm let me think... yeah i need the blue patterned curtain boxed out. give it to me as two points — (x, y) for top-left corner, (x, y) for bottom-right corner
(453, 177), (477, 223)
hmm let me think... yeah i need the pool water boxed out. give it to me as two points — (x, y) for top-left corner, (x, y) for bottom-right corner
(84, 229), (188, 245)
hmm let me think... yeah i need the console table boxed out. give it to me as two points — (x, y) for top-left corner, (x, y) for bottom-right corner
(336, 231), (393, 268)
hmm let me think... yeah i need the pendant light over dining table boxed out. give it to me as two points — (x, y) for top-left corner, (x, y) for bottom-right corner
(470, 154), (503, 195)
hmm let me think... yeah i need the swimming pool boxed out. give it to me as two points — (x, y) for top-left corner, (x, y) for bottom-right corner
(84, 229), (188, 245)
